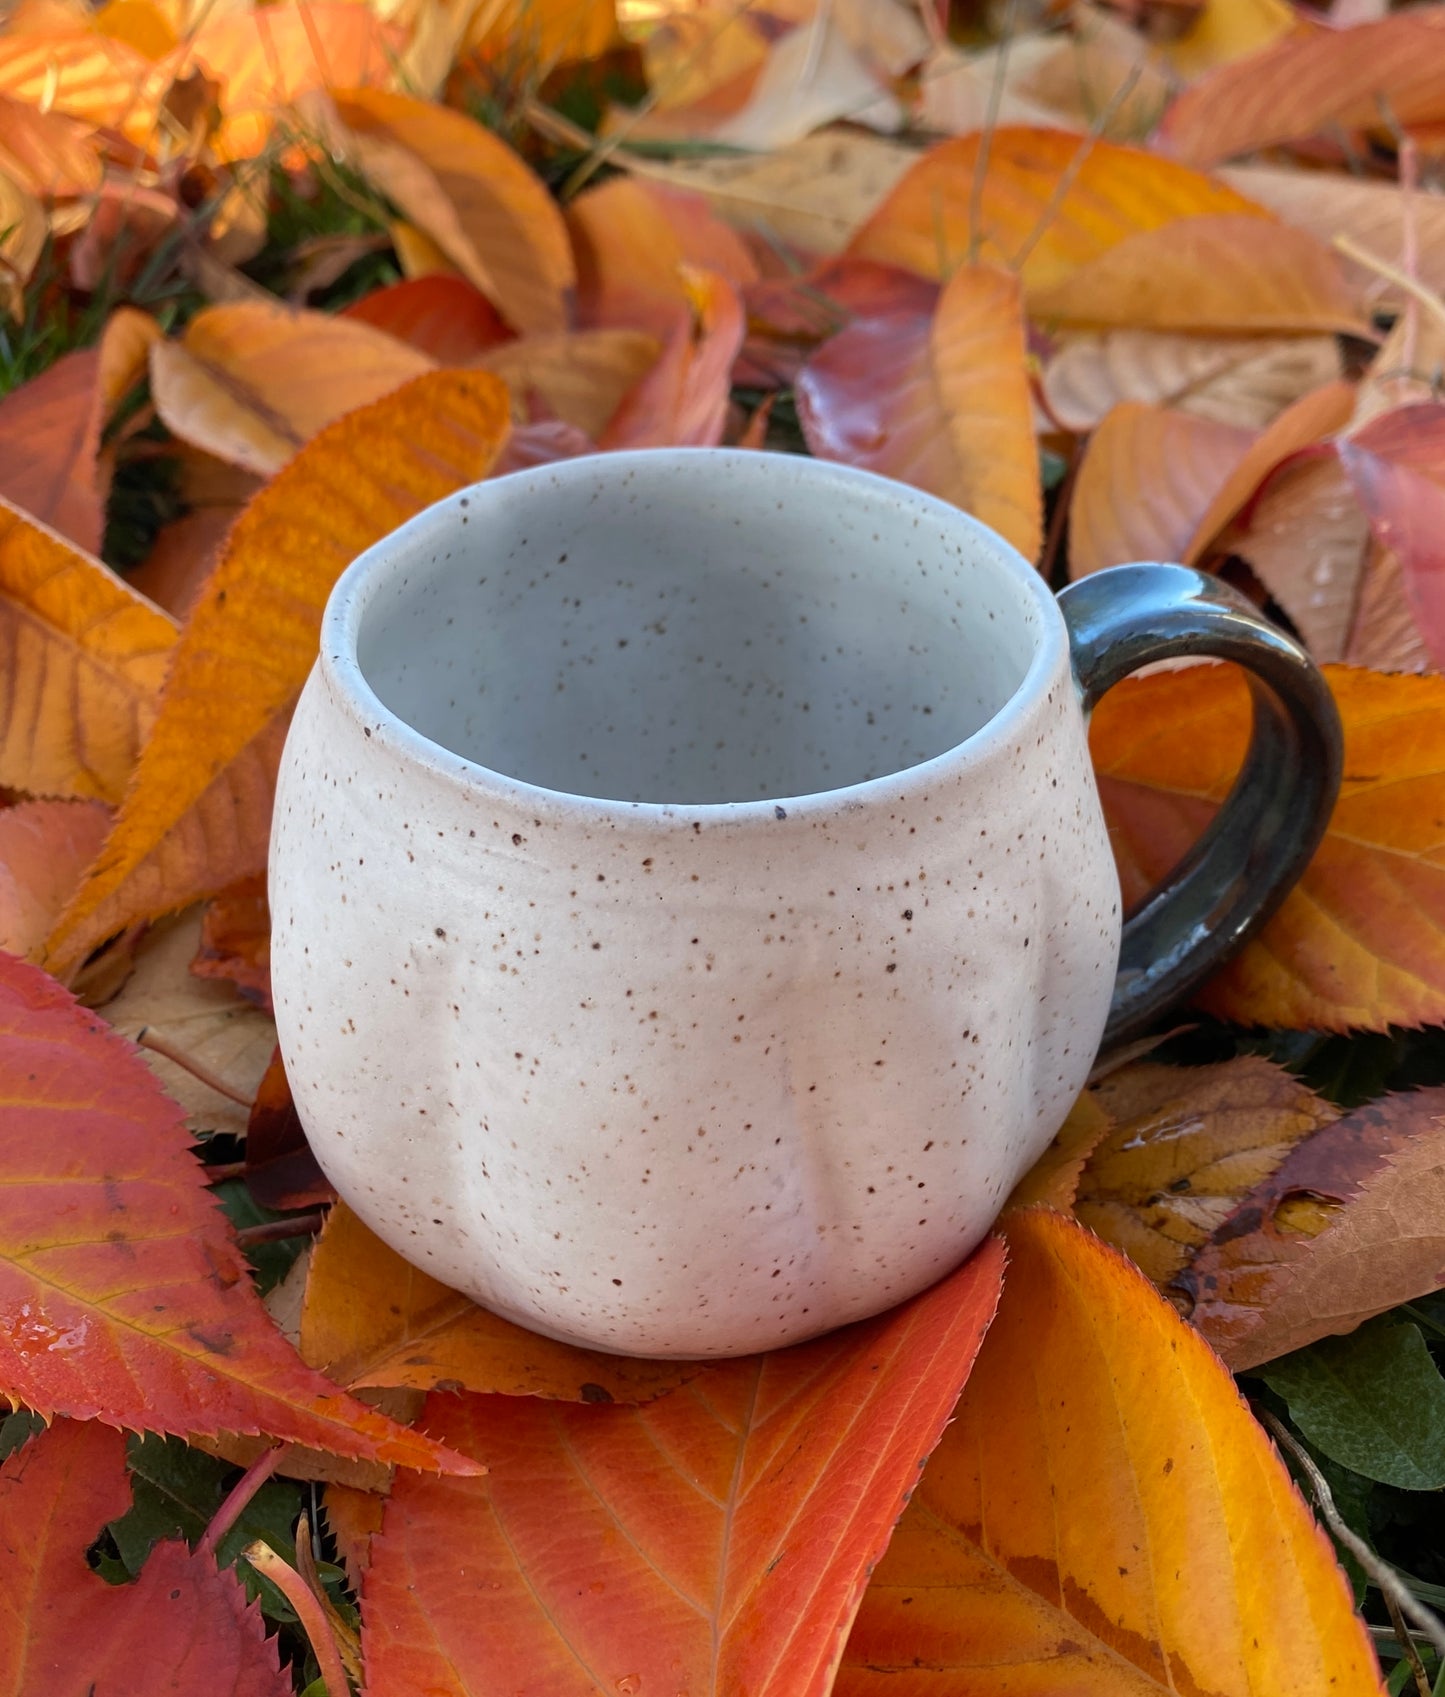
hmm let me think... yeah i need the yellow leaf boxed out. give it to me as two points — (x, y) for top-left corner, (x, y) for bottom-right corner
(1005, 1089), (1113, 1212)
(0, 497), (176, 802)
(45, 370), (511, 973)
(838, 1208), (1384, 1695)
(149, 301), (436, 477)
(327, 87), (575, 334)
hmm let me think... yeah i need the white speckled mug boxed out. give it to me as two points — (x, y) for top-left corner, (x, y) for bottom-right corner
(271, 450), (1340, 1357)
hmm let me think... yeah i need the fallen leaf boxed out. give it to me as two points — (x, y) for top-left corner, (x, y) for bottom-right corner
(1215, 450), (1372, 660)
(1028, 213), (1366, 335)
(0, 25), (167, 139)
(1091, 663), (1445, 1030)
(1259, 1318), (1445, 1489)
(1159, 9), (1445, 166)
(1224, 162), (1445, 307)
(339, 274), (511, 363)
(0, 799), (110, 960)
(1183, 375), (1357, 563)
(359, 1240), (1005, 1695)
(1164, 0), (1297, 78)
(1074, 1056), (1339, 1285)
(45, 371), (511, 975)
(0, 350), (107, 552)
(1179, 1088), (1445, 1369)
(0, 164), (45, 318)
(1005, 1088), (1113, 1211)
(479, 327), (659, 435)
(128, 506), (237, 621)
(912, 37), (1104, 138)
(837, 1208), (1382, 1696)
(600, 267), (745, 450)
(243, 1045), (331, 1211)
(149, 301), (436, 478)
(1042, 328), (1342, 433)
(568, 175), (758, 329)
(466, 0), (618, 68)
(490, 417), (597, 475)
(326, 87), (575, 334)
(847, 126), (1269, 298)
(0, 1419), (292, 1697)
(0, 952), (476, 1471)
(797, 264), (1041, 561)
(1346, 542), (1433, 673)
(1068, 402), (1255, 578)
(192, 873), (270, 1009)
(185, 1), (403, 164)
(629, 130), (914, 259)
(301, 1202), (693, 1405)
(0, 93), (101, 196)
(1338, 402), (1445, 670)
(324, 1481), (384, 1590)
(0, 497), (176, 804)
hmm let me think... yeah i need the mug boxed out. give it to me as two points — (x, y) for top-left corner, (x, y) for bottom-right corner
(270, 450), (1341, 1358)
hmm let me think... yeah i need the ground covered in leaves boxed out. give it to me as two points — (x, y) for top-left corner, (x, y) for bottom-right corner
(2, 0), (1445, 1691)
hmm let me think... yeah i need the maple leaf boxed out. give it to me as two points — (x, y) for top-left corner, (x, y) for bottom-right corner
(0, 949), (476, 1474)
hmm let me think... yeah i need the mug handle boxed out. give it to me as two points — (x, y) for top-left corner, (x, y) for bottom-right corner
(1056, 562), (1343, 1049)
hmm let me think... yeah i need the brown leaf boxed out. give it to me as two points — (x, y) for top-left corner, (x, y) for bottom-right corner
(1179, 1088), (1445, 1369)
(192, 872), (270, 1009)
(479, 327), (659, 436)
(0, 799), (110, 960)
(149, 301), (435, 477)
(1346, 542), (1433, 673)
(1074, 1057), (1340, 1286)
(244, 1044), (332, 1211)
(301, 1202), (691, 1404)
(1029, 213), (1367, 335)
(0, 497), (176, 804)
(326, 87), (575, 334)
(45, 371), (511, 975)
(838, 1208), (1383, 1696)
(1042, 328), (1342, 433)
(0, 351), (106, 552)
(358, 1243), (1005, 1696)
(797, 263), (1041, 561)
(1069, 402), (1255, 578)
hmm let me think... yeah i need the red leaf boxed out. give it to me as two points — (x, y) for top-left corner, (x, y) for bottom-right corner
(0, 799), (110, 960)
(0, 951), (474, 1474)
(600, 267), (744, 449)
(192, 872), (271, 1008)
(340, 275), (512, 363)
(0, 348), (106, 552)
(359, 1243), (1005, 1694)
(0, 1418), (292, 1696)
(245, 1045), (333, 1212)
(1338, 403), (1445, 670)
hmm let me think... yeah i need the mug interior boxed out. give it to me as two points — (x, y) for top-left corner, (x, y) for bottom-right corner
(350, 452), (1047, 806)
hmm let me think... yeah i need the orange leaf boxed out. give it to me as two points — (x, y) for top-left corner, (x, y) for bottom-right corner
(1069, 402), (1255, 579)
(45, 370), (511, 975)
(0, 350), (106, 553)
(150, 302), (435, 477)
(847, 126), (1268, 298)
(0, 1419), (292, 1697)
(1092, 663), (1445, 1030)
(0, 497), (176, 803)
(192, 872), (271, 1010)
(0, 799), (109, 959)
(358, 1242), (1005, 1695)
(1028, 213), (1366, 335)
(600, 267), (745, 450)
(0, 26), (168, 138)
(568, 175), (759, 329)
(479, 327), (660, 436)
(328, 87), (575, 334)
(1005, 1087), (1113, 1211)
(797, 264), (1041, 562)
(339, 274), (511, 363)
(466, 0), (618, 67)
(1074, 1056), (1339, 1285)
(0, 953), (476, 1472)
(0, 93), (101, 196)
(838, 1209), (1382, 1695)
(186, 2), (402, 164)
(1159, 9), (1445, 167)
(301, 1202), (693, 1404)
(1180, 1088), (1445, 1369)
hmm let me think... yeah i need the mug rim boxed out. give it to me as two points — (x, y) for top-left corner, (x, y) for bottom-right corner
(318, 448), (1070, 824)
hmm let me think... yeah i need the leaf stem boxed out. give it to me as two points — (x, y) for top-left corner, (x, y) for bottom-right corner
(1333, 234), (1445, 340)
(135, 1027), (254, 1106)
(1257, 1407), (1445, 1661)
(234, 1210), (327, 1249)
(245, 1539), (352, 1697)
(198, 1444), (283, 1561)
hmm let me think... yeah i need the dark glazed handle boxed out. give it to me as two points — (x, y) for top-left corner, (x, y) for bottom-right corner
(1057, 563), (1343, 1049)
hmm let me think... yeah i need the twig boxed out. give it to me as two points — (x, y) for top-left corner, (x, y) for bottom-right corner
(1333, 235), (1445, 340)
(1382, 1587), (1436, 1697)
(135, 1029), (253, 1106)
(1088, 1024), (1197, 1085)
(1036, 435), (1079, 584)
(234, 1211), (327, 1249)
(1257, 1408), (1445, 1661)
(245, 1539), (352, 1697)
(198, 1445), (283, 1561)
(203, 1161), (249, 1185)
(966, 0), (1019, 267)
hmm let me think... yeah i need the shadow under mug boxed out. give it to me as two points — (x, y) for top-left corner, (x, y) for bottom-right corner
(270, 450), (1342, 1358)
